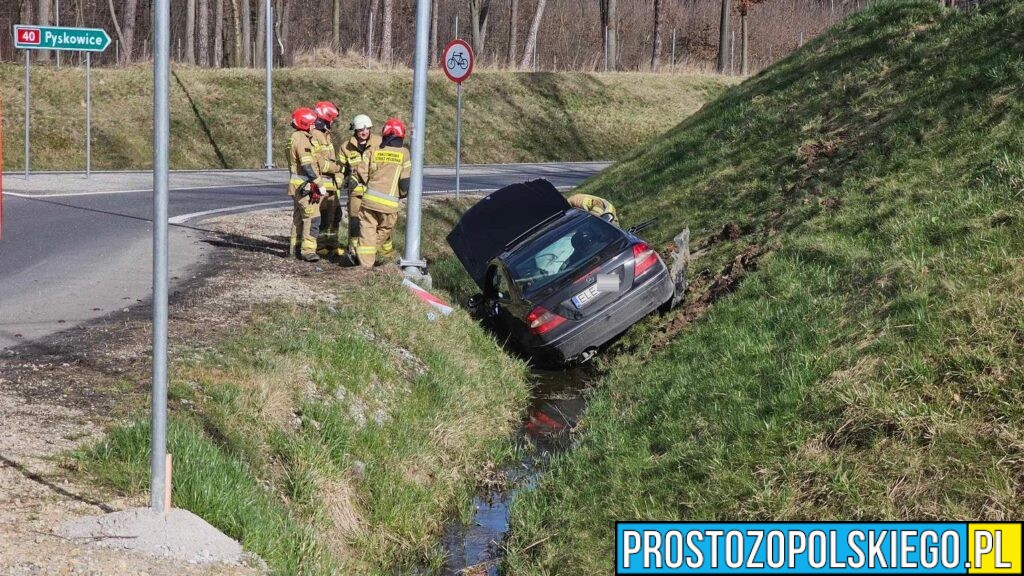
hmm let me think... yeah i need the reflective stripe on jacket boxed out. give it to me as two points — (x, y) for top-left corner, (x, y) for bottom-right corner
(286, 130), (316, 197)
(361, 146), (412, 214)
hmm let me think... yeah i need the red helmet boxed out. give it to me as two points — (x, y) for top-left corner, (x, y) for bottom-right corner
(382, 118), (406, 139)
(291, 107), (317, 131)
(314, 101), (339, 123)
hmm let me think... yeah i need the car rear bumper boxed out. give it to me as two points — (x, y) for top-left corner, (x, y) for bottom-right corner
(526, 265), (674, 365)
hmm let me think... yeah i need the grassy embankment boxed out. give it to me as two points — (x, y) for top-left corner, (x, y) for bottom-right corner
(502, 0), (1024, 572)
(77, 250), (530, 572)
(0, 64), (727, 171)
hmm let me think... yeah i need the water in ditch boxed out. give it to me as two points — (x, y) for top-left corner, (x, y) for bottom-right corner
(441, 365), (592, 575)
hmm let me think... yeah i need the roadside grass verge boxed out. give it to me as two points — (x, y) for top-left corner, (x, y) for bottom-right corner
(77, 274), (530, 573)
(0, 66), (729, 171)
(504, 0), (1024, 572)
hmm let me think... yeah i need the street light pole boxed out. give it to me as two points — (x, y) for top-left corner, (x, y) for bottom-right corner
(400, 0), (432, 286)
(264, 0), (274, 169)
(150, 0), (171, 513)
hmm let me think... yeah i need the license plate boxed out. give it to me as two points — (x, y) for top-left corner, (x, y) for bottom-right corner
(572, 285), (601, 309)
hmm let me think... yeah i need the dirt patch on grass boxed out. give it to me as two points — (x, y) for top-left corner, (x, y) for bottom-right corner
(0, 206), (383, 574)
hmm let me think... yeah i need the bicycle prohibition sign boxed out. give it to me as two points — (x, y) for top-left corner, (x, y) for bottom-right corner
(442, 39), (473, 83)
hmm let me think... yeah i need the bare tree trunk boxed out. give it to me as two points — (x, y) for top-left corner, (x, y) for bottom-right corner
(37, 0), (52, 61)
(717, 0), (731, 73)
(430, 0), (439, 66)
(470, 0), (491, 57)
(600, 0), (617, 71)
(381, 0), (393, 64)
(199, 0), (210, 66)
(242, 0), (252, 66)
(519, 0), (546, 69)
(119, 0), (138, 62)
(256, 0), (264, 64)
(507, 0), (518, 67)
(651, 0), (662, 71)
(185, 0), (196, 63)
(231, 0), (242, 66)
(740, 12), (748, 75)
(106, 0), (126, 63)
(280, 0), (289, 65)
(366, 0), (380, 60)
(214, 0), (224, 67)
(332, 0), (341, 50)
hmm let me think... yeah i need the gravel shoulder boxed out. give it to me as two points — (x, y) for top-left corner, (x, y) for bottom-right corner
(0, 206), (363, 574)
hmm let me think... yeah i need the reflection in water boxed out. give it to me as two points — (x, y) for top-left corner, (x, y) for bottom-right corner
(442, 366), (591, 575)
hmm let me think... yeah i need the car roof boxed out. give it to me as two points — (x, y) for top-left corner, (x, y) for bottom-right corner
(446, 179), (572, 289)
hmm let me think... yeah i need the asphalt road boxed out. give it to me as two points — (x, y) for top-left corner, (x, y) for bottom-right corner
(0, 162), (609, 350)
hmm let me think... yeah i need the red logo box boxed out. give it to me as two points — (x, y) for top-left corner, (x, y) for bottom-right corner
(16, 28), (42, 45)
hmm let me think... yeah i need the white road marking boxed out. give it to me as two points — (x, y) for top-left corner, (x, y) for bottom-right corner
(168, 200), (292, 224)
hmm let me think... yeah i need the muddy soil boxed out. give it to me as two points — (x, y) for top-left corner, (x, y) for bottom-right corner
(0, 207), (375, 574)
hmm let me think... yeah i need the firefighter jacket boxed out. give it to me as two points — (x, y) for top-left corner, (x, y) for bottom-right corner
(339, 134), (382, 193)
(310, 127), (342, 193)
(567, 193), (618, 222)
(286, 129), (320, 197)
(362, 143), (412, 215)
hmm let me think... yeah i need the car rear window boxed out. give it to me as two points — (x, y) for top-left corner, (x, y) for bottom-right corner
(507, 216), (624, 295)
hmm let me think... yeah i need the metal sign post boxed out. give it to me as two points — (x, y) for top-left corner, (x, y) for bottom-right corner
(151, 0), (171, 513)
(14, 25), (111, 179)
(442, 39), (474, 200)
(399, 0), (434, 286)
(86, 53), (91, 177)
(264, 0), (273, 168)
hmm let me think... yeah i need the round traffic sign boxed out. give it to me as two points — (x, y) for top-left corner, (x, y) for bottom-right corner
(442, 39), (474, 84)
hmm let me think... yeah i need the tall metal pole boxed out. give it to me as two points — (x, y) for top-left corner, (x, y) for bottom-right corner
(264, 0), (274, 168)
(400, 0), (432, 284)
(455, 82), (462, 200)
(150, 0), (171, 514)
(56, 0), (61, 68)
(24, 51), (29, 181)
(86, 53), (91, 178)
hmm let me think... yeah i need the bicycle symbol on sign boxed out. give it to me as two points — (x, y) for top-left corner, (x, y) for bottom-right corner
(447, 51), (469, 71)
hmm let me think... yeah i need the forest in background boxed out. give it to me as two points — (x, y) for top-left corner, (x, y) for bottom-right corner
(0, 0), (894, 75)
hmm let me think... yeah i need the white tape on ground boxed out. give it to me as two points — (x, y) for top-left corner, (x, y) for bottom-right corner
(168, 200), (291, 224)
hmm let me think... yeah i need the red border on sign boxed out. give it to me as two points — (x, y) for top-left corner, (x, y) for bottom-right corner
(441, 39), (474, 84)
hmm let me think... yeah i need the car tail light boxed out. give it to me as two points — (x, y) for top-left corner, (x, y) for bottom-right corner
(526, 306), (566, 335)
(632, 242), (659, 278)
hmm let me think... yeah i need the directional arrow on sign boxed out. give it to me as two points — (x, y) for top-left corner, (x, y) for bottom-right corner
(14, 25), (111, 53)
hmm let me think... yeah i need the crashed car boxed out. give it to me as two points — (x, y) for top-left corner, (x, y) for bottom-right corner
(446, 179), (676, 366)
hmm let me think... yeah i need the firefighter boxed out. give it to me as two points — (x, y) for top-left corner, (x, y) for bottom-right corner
(311, 101), (343, 257)
(567, 193), (618, 224)
(338, 114), (381, 257)
(287, 107), (327, 262)
(355, 118), (412, 268)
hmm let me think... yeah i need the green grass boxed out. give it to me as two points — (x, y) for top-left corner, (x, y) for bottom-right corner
(78, 274), (530, 574)
(503, 0), (1024, 572)
(0, 65), (728, 171)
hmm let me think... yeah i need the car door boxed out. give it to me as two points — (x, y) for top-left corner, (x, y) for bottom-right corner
(483, 262), (526, 339)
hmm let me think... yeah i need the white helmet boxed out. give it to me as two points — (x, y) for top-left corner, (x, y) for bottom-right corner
(350, 114), (373, 131)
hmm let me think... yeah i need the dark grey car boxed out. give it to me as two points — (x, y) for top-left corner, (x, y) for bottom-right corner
(447, 179), (675, 366)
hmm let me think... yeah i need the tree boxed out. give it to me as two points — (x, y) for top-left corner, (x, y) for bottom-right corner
(430, 0), (438, 67)
(231, 0), (243, 66)
(122, 0), (138, 62)
(332, 0), (341, 50)
(380, 0), (393, 64)
(520, 0), (546, 69)
(366, 0), (380, 60)
(255, 0), (264, 65)
(470, 0), (491, 57)
(199, 0), (210, 66)
(507, 0), (518, 67)
(106, 0), (126, 62)
(185, 0), (196, 63)
(37, 0), (51, 62)
(737, 0), (764, 75)
(242, 0), (252, 66)
(651, 0), (663, 71)
(214, 0), (224, 67)
(599, 0), (617, 70)
(717, 0), (732, 73)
